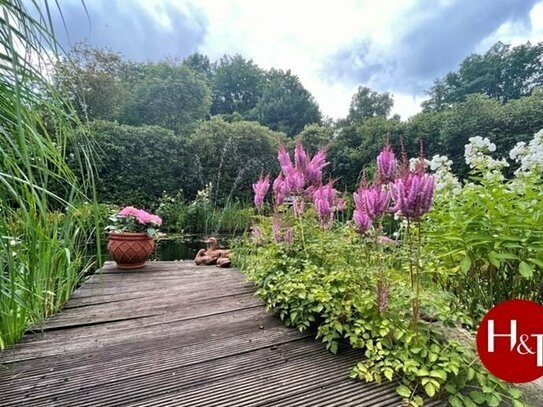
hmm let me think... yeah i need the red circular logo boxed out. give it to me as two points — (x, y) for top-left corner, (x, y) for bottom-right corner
(476, 299), (543, 383)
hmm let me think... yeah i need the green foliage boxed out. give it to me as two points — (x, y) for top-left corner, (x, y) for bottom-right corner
(154, 190), (253, 235)
(345, 86), (394, 124)
(425, 171), (543, 321)
(329, 116), (405, 191)
(89, 120), (192, 206)
(253, 69), (322, 136)
(121, 62), (211, 134)
(188, 117), (284, 203)
(423, 41), (543, 111)
(297, 124), (334, 154)
(236, 211), (526, 406)
(331, 91), (543, 192)
(1, 1), (102, 348)
(211, 54), (265, 116)
(53, 43), (126, 121)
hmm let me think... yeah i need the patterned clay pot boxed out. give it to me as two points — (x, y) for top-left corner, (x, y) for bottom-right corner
(107, 232), (155, 270)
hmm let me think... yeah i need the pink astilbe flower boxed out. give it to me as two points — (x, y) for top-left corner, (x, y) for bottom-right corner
(286, 169), (305, 192)
(305, 149), (328, 185)
(313, 182), (336, 229)
(294, 141), (309, 173)
(272, 214), (283, 243)
(277, 145), (294, 174)
(390, 172), (435, 220)
(353, 185), (389, 219)
(284, 227), (294, 244)
(376, 143), (398, 184)
(335, 198), (347, 212)
(293, 197), (305, 218)
(272, 173), (288, 206)
(250, 226), (264, 245)
(252, 175), (271, 210)
(353, 208), (372, 233)
(119, 206), (139, 217)
(377, 235), (399, 246)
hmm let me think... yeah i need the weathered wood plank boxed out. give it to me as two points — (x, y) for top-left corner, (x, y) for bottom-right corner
(0, 262), (443, 406)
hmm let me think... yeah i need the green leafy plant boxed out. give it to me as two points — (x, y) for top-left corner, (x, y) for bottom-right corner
(234, 140), (531, 406)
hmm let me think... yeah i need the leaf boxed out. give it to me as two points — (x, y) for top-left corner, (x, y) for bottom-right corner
(486, 394), (501, 407)
(519, 261), (534, 278)
(449, 395), (463, 407)
(383, 368), (394, 381)
(430, 369), (447, 380)
(396, 385), (412, 398)
(508, 388), (522, 399)
(460, 256), (472, 272)
(424, 382), (436, 397)
(488, 251), (501, 268)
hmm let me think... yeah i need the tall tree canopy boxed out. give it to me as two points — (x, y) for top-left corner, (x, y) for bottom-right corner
(423, 41), (543, 111)
(253, 69), (322, 136)
(53, 43), (125, 121)
(346, 86), (394, 123)
(211, 54), (266, 116)
(121, 62), (211, 133)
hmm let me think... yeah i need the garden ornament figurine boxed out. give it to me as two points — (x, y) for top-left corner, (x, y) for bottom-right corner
(194, 237), (231, 267)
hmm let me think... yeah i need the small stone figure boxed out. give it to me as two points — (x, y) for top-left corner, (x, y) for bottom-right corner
(194, 237), (231, 268)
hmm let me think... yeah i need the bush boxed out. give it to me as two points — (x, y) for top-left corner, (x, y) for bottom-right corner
(88, 120), (192, 207)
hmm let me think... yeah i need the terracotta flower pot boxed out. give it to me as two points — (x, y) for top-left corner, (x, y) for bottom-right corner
(107, 232), (155, 270)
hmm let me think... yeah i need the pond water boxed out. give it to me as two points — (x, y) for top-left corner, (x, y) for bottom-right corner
(151, 236), (237, 261)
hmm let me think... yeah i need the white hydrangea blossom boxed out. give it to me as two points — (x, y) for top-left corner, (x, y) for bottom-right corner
(429, 155), (461, 195)
(464, 136), (509, 181)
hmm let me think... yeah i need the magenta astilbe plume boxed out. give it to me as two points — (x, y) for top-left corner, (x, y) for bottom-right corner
(353, 208), (372, 233)
(313, 182), (336, 229)
(305, 149), (328, 185)
(353, 185), (389, 219)
(293, 197), (305, 218)
(250, 226), (264, 245)
(286, 169), (305, 192)
(272, 173), (288, 206)
(277, 145), (294, 174)
(376, 143), (398, 184)
(390, 172), (435, 220)
(284, 227), (294, 244)
(294, 141), (309, 173)
(335, 198), (346, 212)
(252, 175), (270, 210)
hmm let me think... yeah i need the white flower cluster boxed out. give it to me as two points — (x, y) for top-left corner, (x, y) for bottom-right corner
(510, 129), (543, 175)
(464, 136), (509, 182)
(429, 155), (461, 195)
(194, 182), (213, 204)
(409, 157), (430, 171)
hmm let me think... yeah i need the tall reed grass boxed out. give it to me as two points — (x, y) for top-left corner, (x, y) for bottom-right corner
(0, 1), (101, 348)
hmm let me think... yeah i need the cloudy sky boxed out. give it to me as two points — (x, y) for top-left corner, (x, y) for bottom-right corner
(50, 0), (543, 120)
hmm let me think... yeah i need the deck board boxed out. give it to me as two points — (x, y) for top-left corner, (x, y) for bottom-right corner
(0, 261), (435, 406)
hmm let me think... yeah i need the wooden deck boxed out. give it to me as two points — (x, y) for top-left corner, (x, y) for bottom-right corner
(0, 261), (443, 406)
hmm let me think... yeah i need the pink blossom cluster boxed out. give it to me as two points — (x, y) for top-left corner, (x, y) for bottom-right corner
(353, 144), (435, 233)
(252, 175), (270, 210)
(118, 206), (162, 226)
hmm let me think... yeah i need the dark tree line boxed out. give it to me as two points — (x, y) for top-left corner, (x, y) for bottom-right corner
(54, 41), (543, 206)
